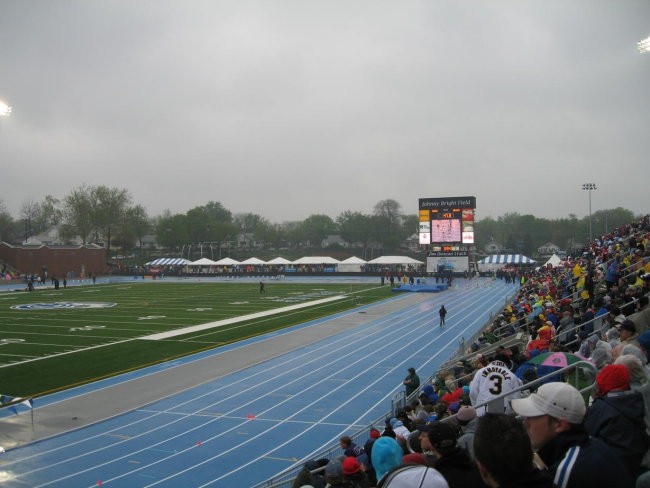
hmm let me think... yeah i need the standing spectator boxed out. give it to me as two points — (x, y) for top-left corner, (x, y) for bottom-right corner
(584, 364), (649, 480)
(473, 413), (552, 488)
(403, 367), (420, 397)
(469, 355), (523, 415)
(439, 305), (447, 327)
(511, 382), (631, 488)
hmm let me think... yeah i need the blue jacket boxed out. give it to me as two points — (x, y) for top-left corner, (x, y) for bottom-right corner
(538, 426), (632, 488)
(584, 390), (649, 479)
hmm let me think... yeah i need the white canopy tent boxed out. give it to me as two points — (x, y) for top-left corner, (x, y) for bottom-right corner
(213, 257), (241, 266)
(366, 256), (424, 265)
(337, 256), (367, 273)
(543, 254), (562, 268)
(188, 258), (219, 266)
(266, 257), (292, 265)
(239, 257), (266, 266)
(291, 256), (341, 265)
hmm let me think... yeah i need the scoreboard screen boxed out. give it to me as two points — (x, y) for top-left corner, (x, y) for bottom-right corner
(418, 196), (476, 245)
(430, 210), (462, 243)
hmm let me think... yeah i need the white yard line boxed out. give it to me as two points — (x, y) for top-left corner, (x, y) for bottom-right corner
(140, 295), (346, 340)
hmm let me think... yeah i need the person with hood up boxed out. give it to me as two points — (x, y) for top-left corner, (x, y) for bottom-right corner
(292, 459), (326, 488)
(585, 363), (650, 480)
(371, 436), (404, 484)
(586, 333), (612, 370)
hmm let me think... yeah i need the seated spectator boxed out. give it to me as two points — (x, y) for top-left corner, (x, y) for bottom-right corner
(424, 421), (488, 487)
(613, 319), (640, 359)
(615, 354), (650, 469)
(586, 333), (612, 370)
(324, 459), (347, 488)
(473, 413), (552, 488)
(388, 418), (410, 444)
(291, 459), (325, 488)
(376, 465), (449, 487)
(511, 382), (631, 487)
(455, 406), (478, 461)
(342, 456), (370, 488)
(371, 437), (404, 484)
(585, 364), (649, 479)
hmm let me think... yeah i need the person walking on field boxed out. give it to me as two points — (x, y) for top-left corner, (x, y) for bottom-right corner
(439, 305), (447, 327)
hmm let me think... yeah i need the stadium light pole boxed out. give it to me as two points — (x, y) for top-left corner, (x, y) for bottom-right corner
(582, 183), (597, 243)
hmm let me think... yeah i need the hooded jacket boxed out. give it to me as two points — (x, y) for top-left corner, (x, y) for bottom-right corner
(584, 390), (649, 478)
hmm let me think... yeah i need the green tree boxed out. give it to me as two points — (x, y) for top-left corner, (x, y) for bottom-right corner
(300, 214), (337, 247)
(0, 200), (17, 243)
(155, 213), (189, 250)
(91, 186), (132, 254)
(62, 185), (94, 244)
(373, 199), (403, 249)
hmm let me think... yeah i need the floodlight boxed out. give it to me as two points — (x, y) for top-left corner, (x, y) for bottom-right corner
(0, 101), (11, 117)
(639, 36), (650, 53)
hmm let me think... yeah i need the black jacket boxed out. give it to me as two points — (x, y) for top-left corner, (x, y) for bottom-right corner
(434, 447), (488, 488)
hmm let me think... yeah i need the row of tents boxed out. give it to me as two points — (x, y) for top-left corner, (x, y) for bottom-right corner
(145, 255), (425, 272)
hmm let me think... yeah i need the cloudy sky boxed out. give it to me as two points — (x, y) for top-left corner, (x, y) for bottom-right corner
(0, 1), (648, 224)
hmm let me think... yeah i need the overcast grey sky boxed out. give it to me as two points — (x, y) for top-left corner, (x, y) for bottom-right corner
(1, 1), (648, 223)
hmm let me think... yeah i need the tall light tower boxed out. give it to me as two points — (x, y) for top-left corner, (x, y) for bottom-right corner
(582, 183), (597, 243)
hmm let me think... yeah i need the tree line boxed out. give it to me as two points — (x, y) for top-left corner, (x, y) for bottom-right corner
(0, 185), (639, 258)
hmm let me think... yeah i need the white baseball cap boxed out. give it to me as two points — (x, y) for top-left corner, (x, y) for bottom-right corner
(511, 382), (586, 424)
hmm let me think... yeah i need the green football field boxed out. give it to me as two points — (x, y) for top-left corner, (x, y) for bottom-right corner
(0, 281), (391, 397)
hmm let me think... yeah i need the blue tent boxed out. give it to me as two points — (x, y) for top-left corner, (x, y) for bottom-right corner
(477, 254), (536, 265)
(145, 258), (191, 266)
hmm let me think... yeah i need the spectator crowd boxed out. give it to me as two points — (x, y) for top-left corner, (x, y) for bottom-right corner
(291, 215), (650, 488)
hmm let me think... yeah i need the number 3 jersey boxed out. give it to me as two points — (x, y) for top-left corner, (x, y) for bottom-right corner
(469, 360), (523, 415)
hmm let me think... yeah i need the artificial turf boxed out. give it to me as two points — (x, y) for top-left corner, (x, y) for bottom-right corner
(0, 281), (391, 396)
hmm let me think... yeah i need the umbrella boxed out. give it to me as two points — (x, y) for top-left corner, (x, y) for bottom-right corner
(527, 352), (587, 368)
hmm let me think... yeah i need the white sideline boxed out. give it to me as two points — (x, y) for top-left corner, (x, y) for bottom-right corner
(140, 295), (347, 340)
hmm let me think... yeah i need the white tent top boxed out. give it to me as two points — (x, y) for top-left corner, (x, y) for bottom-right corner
(145, 258), (191, 266)
(477, 254), (537, 264)
(366, 255), (424, 265)
(189, 257), (219, 266)
(339, 256), (367, 264)
(266, 257), (292, 265)
(543, 254), (562, 267)
(239, 257), (266, 265)
(292, 256), (341, 265)
(213, 257), (241, 266)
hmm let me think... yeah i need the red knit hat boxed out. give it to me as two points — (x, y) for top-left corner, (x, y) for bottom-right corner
(369, 428), (381, 439)
(342, 456), (361, 475)
(596, 364), (630, 395)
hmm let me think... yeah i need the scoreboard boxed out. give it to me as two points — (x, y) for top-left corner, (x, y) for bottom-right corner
(418, 196), (476, 245)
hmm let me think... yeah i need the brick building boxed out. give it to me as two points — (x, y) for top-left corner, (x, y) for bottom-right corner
(0, 242), (107, 279)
